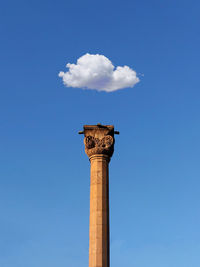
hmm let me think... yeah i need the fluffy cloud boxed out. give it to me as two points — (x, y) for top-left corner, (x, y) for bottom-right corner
(59, 53), (139, 92)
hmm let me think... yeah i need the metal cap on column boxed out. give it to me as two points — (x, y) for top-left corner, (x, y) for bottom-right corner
(79, 124), (119, 267)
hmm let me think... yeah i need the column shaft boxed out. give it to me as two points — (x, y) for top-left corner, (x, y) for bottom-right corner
(89, 154), (110, 267)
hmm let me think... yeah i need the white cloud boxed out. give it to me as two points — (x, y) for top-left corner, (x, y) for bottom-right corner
(58, 53), (140, 92)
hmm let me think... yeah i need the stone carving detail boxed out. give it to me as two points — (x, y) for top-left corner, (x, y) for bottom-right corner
(84, 135), (114, 157)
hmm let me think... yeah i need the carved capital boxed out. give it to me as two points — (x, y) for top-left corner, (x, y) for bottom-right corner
(82, 124), (115, 158)
(84, 135), (114, 157)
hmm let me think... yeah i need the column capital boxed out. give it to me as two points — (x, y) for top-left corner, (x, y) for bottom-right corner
(80, 124), (118, 159)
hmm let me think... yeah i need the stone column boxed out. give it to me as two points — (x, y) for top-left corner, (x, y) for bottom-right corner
(80, 124), (117, 267)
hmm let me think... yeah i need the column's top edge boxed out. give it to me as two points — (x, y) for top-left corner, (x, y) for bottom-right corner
(78, 124), (119, 135)
(84, 124), (114, 130)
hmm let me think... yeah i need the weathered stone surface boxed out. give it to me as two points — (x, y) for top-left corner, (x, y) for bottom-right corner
(82, 124), (116, 267)
(89, 154), (109, 267)
(84, 135), (114, 157)
(83, 125), (115, 158)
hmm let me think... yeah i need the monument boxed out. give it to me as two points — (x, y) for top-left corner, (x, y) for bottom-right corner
(79, 124), (119, 267)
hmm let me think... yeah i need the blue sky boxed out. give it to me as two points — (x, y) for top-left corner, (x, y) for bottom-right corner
(0, 0), (200, 266)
